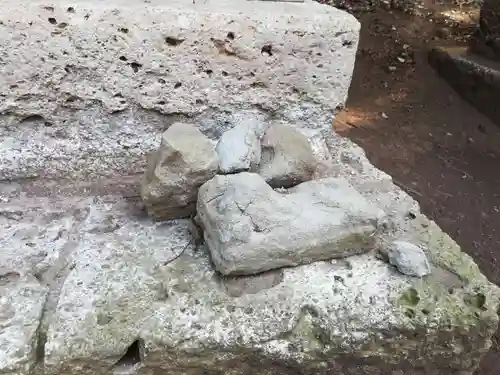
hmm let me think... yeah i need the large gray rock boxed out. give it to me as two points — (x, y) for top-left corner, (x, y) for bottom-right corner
(215, 119), (266, 174)
(140, 122), (218, 221)
(258, 123), (319, 188)
(197, 172), (385, 275)
(0, 0), (360, 183)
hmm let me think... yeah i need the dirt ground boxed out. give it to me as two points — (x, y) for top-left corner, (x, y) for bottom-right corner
(329, 1), (500, 374)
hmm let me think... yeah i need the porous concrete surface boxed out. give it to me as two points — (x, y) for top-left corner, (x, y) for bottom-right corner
(197, 173), (384, 275)
(140, 122), (218, 221)
(1, 130), (500, 375)
(0, 0), (359, 182)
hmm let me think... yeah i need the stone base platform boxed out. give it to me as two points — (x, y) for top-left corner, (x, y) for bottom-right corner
(1, 131), (499, 375)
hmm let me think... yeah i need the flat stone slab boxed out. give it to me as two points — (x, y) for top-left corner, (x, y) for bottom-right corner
(0, 0), (359, 182)
(428, 46), (500, 128)
(197, 172), (385, 275)
(1, 130), (500, 375)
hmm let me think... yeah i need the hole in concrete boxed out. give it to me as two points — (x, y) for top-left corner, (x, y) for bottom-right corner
(220, 269), (284, 298)
(227, 31), (235, 40)
(342, 40), (353, 47)
(0, 271), (21, 286)
(465, 292), (487, 310)
(205, 69), (213, 75)
(118, 27), (129, 34)
(67, 7), (75, 13)
(84, 14), (90, 20)
(165, 36), (185, 46)
(174, 82), (182, 88)
(129, 62), (142, 73)
(44, 6), (55, 12)
(20, 114), (45, 123)
(112, 340), (142, 372)
(221, 71), (229, 77)
(261, 44), (273, 56)
(407, 211), (417, 220)
(421, 308), (430, 315)
(158, 78), (166, 84)
(58, 22), (68, 29)
(404, 309), (416, 319)
(119, 55), (128, 62)
(400, 287), (420, 306)
(48, 17), (57, 25)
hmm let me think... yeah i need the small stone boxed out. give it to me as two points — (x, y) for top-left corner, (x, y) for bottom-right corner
(387, 241), (431, 277)
(397, 56), (405, 63)
(140, 122), (218, 221)
(257, 123), (318, 188)
(197, 173), (385, 276)
(381, 112), (389, 119)
(215, 120), (266, 174)
(388, 66), (397, 72)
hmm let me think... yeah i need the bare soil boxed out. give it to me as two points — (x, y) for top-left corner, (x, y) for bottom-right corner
(329, 2), (500, 373)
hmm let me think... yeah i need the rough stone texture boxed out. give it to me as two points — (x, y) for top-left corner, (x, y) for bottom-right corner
(216, 119), (266, 174)
(0, 0), (359, 183)
(386, 241), (431, 277)
(1, 131), (500, 375)
(197, 172), (385, 275)
(428, 46), (500, 128)
(140, 122), (218, 221)
(471, 0), (500, 61)
(258, 123), (318, 188)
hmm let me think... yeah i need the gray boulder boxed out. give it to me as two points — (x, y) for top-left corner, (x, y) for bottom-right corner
(215, 120), (267, 174)
(258, 123), (318, 188)
(197, 172), (385, 275)
(387, 241), (431, 277)
(140, 123), (218, 221)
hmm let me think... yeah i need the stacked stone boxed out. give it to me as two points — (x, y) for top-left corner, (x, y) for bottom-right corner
(0, 1), (499, 375)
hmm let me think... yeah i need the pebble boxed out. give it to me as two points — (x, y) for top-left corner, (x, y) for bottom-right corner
(387, 241), (431, 277)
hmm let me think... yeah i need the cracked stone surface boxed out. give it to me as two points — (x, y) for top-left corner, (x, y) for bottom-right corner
(1, 131), (499, 375)
(197, 172), (385, 275)
(0, 0), (359, 182)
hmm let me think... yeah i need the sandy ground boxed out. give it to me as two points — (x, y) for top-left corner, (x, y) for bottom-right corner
(329, 2), (500, 373)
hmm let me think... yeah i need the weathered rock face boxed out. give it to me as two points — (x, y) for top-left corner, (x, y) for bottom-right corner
(0, 0), (360, 184)
(1, 131), (500, 375)
(258, 123), (318, 188)
(140, 122), (218, 221)
(1, 1), (499, 374)
(197, 172), (385, 275)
